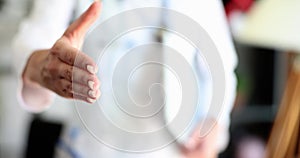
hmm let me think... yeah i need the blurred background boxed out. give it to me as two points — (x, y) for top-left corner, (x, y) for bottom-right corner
(0, 0), (33, 157)
(0, 0), (299, 158)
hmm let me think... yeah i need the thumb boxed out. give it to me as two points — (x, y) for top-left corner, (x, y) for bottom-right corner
(63, 1), (101, 47)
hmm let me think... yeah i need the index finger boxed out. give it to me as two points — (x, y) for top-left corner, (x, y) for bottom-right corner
(51, 39), (98, 74)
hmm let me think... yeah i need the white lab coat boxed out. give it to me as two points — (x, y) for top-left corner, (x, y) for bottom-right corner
(12, 0), (237, 157)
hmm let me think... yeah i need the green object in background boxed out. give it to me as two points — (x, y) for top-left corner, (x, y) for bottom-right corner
(236, 71), (252, 94)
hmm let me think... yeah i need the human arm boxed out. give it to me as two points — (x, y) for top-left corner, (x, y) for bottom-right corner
(12, 1), (102, 112)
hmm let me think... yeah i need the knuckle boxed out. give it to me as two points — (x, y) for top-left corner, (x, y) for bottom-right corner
(60, 80), (72, 92)
(64, 51), (74, 64)
(54, 86), (64, 97)
(64, 66), (73, 80)
(58, 81), (73, 98)
(66, 82), (72, 92)
(65, 91), (73, 98)
(62, 88), (68, 94)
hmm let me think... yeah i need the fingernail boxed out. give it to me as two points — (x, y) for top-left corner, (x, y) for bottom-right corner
(87, 65), (96, 74)
(87, 97), (96, 103)
(88, 81), (95, 90)
(88, 90), (97, 98)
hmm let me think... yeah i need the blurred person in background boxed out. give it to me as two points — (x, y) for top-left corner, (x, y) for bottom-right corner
(12, 0), (237, 157)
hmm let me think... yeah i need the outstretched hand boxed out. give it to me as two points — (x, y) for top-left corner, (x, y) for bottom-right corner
(23, 1), (102, 103)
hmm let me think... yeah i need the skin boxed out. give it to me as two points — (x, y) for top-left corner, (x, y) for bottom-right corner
(22, 1), (218, 157)
(22, 2), (102, 104)
(180, 119), (219, 158)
